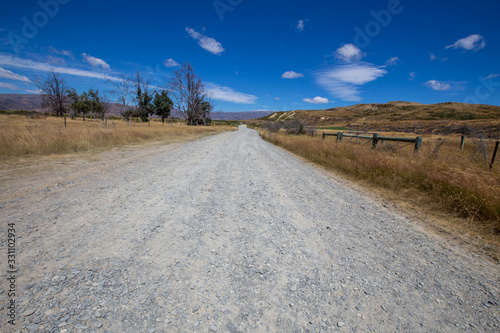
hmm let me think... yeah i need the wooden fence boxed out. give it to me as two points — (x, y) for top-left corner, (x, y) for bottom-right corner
(322, 131), (423, 152)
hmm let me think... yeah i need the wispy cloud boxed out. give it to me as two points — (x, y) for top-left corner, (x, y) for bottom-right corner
(205, 83), (257, 104)
(48, 46), (73, 57)
(0, 82), (21, 90)
(316, 63), (387, 101)
(0, 67), (31, 82)
(186, 27), (224, 55)
(429, 53), (448, 62)
(409, 72), (416, 80)
(297, 20), (305, 32)
(484, 74), (500, 80)
(335, 44), (364, 62)
(424, 80), (451, 91)
(446, 34), (486, 51)
(82, 53), (110, 70)
(46, 55), (66, 66)
(282, 70), (304, 79)
(0, 54), (122, 81)
(164, 58), (180, 68)
(303, 96), (329, 104)
(386, 57), (399, 66)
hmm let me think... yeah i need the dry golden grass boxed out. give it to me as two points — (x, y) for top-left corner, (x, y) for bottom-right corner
(260, 129), (500, 245)
(0, 115), (234, 159)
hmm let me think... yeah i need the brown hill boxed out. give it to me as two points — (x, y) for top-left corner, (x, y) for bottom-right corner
(259, 102), (500, 136)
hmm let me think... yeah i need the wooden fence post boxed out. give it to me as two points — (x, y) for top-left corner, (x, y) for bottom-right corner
(490, 141), (499, 170)
(372, 133), (379, 149)
(322, 132), (325, 140)
(414, 137), (423, 153)
(64, 114), (67, 127)
(461, 136), (465, 150)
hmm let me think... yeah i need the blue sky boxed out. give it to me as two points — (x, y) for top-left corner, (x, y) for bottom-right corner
(0, 0), (499, 112)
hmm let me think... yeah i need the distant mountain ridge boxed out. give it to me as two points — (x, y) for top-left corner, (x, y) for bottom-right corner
(0, 94), (273, 121)
(0, 94), (43, 111)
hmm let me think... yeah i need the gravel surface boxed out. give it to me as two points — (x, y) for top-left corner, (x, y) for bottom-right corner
(1, 125), (499, 332)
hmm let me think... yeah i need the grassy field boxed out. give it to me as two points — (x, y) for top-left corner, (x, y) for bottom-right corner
(260, 129), (500, 247)
(0, 114), (235, 159)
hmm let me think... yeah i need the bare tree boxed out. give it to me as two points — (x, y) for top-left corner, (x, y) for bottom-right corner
(106, 74), (131, 116)
(34, 71), (69, 117)
(169, 63), (212, 125)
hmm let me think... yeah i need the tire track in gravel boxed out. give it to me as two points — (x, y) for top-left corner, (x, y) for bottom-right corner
(1, 125), (499, 332)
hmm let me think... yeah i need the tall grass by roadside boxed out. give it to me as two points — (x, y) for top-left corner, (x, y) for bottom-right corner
(0, 115), (234, 159)
(260, 129), (500, 241)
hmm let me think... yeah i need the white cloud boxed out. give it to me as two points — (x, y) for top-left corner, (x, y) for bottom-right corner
(303, 96), (329, 104)
(0, 82), (21, 90)
(186, 27), (224, 55)
(484, 74), (500, 80)
(409, 72), (415, 80)
(205, 83), (257, 104)
(335, 44), (364, 62)
(316, 63), (387, 101)
(48, 46), (73, 57)
(164, 58), (180, 68)
(446, 34), (486, 51)
(275, 97), (281, 100)
(386, 57), (399, 66)
(25, 89), (40, 94)
(297, 20), (305, 32)
(0, 67), (31, 82)
(424, 80), (451, 91)
(82, 53), (110, 70)
(0, 54), (122, 81)
(282, 70), (304, 79)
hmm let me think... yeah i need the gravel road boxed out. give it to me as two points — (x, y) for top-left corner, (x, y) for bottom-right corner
(1, 125), (499, 332)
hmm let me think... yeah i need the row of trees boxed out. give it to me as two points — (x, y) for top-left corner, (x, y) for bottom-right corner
(34, 63), (212, 125)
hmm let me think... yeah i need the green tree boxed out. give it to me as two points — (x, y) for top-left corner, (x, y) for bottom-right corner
(135, 72), (154, 122)
(199, 100), (212, 125)
(87, 89), (108, 120)
(67, 88), (91, 121)
(153, 90), (173, 123)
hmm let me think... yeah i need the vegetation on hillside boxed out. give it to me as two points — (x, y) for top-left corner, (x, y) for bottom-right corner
(256, 102), (500, 137)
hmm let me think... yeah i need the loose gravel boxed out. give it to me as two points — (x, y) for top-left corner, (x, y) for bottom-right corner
(1, 125), (499, 332)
